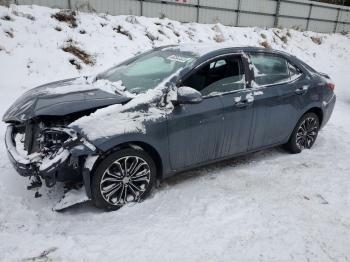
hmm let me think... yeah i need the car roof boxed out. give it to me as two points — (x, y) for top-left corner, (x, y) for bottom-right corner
(159, 44), (298, 78)
(160, 44), (294, 65)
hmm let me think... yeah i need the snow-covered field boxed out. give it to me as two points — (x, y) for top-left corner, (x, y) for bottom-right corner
(0, 4), (350, 262)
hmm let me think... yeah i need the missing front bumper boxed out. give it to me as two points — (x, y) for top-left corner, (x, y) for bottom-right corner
(5, 125), (96, 181)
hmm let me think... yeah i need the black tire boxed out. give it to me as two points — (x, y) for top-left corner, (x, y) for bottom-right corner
(91, 148), (156, 210)
(284, 112), (320, 154)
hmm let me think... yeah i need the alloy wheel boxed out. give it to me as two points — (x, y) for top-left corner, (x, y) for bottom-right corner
(99, 156), (151, 206)
(295, 117), (318, 150)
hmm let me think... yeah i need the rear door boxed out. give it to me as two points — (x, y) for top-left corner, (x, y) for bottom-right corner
(247, 52), (306, 149)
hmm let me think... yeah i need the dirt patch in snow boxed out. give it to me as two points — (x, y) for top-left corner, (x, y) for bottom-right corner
(52, 10), (77, 28)
(23, 247), (58, 261)
(62, 42), (94, 68)
(113, 25), (133, 40)
(3, 29), (14, 38)
(1, 14), (13, 21)
(273, 30), (289, 44)
(12, 10), (35, 21)
(260, 41), (271, 49)
(311, 36), (323, 45)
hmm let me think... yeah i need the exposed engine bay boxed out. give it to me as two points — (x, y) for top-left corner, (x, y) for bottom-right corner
(7, 111), (97, 192)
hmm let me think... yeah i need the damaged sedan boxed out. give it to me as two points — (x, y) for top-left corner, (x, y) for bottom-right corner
(3, 45), (336, 210)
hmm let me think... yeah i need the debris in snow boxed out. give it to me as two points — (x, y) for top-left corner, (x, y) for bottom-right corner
(53, 186), (89, 211)
(316, 194), (329, 205)
(23, 247), (58, 261)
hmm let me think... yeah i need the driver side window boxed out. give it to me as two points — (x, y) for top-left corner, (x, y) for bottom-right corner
(183, 55), (245, 96)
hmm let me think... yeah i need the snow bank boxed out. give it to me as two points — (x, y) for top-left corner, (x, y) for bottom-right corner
(0, 4), (349, 103)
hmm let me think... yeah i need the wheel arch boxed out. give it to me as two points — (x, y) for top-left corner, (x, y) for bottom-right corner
(304, 107), (323, 126)
(88, 141), (163, 181)
(285, 106), (324, 144)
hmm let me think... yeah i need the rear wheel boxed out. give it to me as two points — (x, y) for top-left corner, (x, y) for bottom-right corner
(91, 148), (156, 210)
(284, 112), (320, 154)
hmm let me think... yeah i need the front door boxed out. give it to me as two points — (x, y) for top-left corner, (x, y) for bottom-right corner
(167, 54), (254, 170)
(212, 55), (254, 157)
(167, 97), (224, 170)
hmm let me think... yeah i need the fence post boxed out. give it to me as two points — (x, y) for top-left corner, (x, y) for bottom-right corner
(140, 0), (143, 16)
(306, 3), (313, 31)
(236, 0), (241, 27)
(334, 8), (340, 33)
(67, 0), (71, 9)
(274, 0), (281, 28)
(196, 0), (199, 23)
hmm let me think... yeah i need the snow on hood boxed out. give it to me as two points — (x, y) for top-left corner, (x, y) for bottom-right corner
(70, 76), (135, 97)
(69, 72), (179, 141)
(2, 77), (133, 122)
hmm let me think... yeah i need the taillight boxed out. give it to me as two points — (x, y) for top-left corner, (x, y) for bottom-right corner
(327, 82), (335, 91)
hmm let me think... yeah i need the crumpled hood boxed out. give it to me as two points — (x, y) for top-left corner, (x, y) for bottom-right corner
(3, 78), (131, 123)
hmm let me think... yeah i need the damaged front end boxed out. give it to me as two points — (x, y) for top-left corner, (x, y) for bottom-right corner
(5, 121), (97, 190)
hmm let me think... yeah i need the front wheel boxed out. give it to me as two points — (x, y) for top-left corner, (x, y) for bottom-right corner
(91, 148), (156, 210)
(284, 112), (320, 154)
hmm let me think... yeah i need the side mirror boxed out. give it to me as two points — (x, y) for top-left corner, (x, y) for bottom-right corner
(176, 86), (203, 105)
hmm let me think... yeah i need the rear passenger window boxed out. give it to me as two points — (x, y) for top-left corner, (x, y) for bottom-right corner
(250, 53), (300, 86)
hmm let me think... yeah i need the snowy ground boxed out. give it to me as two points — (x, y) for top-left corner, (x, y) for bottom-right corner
(0, 4), (350, 262)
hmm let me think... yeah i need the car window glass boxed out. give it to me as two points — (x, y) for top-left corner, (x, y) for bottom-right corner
(288, 62), (303, 81)
(98, 50), (197, 94)
(125, 56), (175, 76)
(210, 59), (227, 69)
(250, 54), (290, 86)
(183, 56), (245, 96)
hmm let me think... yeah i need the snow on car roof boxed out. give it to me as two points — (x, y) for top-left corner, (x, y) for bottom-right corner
(162, 43), (241, 56)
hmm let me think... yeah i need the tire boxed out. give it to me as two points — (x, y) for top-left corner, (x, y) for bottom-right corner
(91, 148), (156, 210)
(284, 112), (320, 154)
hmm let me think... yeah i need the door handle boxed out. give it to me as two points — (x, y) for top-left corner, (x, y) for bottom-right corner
(295, 86), (308, 95)
(234, 99), (251, 108)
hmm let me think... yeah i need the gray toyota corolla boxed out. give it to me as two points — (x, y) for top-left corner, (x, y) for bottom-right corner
(3, 45), (336, 210)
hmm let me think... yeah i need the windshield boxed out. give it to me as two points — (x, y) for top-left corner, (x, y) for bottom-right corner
(98, 49), (197, 94)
